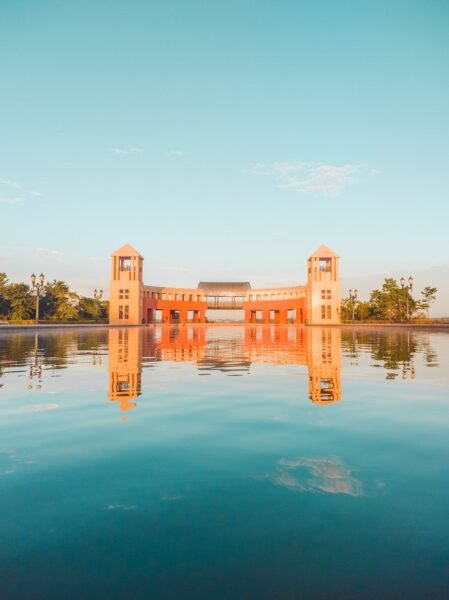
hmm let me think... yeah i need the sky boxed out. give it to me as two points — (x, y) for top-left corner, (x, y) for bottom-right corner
(1, 0), (448, 315)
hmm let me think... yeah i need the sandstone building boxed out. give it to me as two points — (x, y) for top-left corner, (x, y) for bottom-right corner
(109, 244), (340, 326)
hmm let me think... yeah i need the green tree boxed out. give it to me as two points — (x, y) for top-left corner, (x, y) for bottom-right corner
(340, 297), (353, 321)
(357, 301), (371, 321)
(368, 278), (416, 322)
(3, 283), (35, 320)
(42, 280), (80, 321)
(79, 297), (102, 320)
(0, 273), (10, 318)
(341, 296), (372, 322)
(419, 286), (437, 319)
(0, 275), (108, 322)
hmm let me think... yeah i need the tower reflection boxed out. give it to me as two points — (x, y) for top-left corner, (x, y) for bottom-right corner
(307, 328), (341, 404)
(108, 328), (142, 412)
(108, 326), (342, 413)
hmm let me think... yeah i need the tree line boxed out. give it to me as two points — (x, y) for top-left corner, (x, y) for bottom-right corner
(341, 278), (438, 322)
(0, 274), (108, 322)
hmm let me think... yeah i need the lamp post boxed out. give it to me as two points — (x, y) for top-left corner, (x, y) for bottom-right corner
(400, 276), (414, 323)
(348, 289), (358, 322)
(30, 273), (45, 325)
(93, 289), (104, 323)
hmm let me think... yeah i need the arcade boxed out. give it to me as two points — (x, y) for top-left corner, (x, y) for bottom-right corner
(109, 244), (341, 326)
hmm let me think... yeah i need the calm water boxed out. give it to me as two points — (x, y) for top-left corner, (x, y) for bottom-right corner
(0, 325), (448, 599)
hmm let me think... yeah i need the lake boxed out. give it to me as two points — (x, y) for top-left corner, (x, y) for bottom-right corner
(0, 325), (448, 599)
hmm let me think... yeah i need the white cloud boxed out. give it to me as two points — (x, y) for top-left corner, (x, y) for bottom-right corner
(0, 197), (21, 204)
(165, 150), (186, 158)
(35, 247), (64, 257)
(114, 147), (142, 156)
(252, 160), (363, 195)
(0, 178), (21, 189)
(0, 177), (42, 198)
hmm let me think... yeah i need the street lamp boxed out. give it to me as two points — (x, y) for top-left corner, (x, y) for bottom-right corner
(400, 276), (414, 323)
(348, 289), (358, 322)
(94, 289), (103, 300)
(30, 273), (45, 325)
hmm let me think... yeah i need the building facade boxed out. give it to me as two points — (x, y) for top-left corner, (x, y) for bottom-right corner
(109, 243), (340, 325)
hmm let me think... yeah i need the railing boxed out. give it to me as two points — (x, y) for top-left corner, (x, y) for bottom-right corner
(205, 297), (245, 309)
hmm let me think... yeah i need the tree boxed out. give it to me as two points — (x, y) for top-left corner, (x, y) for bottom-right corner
(42, 280), (80, 321)
(79, 297), (102, 320)
(341, 296), (372, 322)
(357, 301), (371, 321)
(419, 286), (437, 319)
(0, 273), (10, 317)
(340, 297), (353, 321)
(3, 283), (35, 320)
(0, 275), (107, 322)
(368, 278), (416, 322)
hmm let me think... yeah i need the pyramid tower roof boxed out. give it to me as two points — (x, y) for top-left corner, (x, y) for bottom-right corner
(111, 244), (143, 258)
(309, 244), (339, 258)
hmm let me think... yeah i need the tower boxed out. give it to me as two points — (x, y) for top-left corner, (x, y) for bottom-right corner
(306, 245), (340, 325)
(109, 244), (144, 325)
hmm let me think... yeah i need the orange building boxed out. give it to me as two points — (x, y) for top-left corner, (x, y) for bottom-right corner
(109, 243), (340, 326)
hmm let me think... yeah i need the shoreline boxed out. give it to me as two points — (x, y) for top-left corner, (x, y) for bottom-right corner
(1, 322), (449, 332)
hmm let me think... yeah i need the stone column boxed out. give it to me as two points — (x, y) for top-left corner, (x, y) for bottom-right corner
(279, 308), (288, 324)
(295, 306), (304, 325)
(179, 309), (188, 325)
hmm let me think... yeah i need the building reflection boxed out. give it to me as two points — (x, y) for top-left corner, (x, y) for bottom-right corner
(306, 328), (341, 404)
(108, 328), (142, 412)
(0, 326), (437, 405)
(107, 325), (342, 413)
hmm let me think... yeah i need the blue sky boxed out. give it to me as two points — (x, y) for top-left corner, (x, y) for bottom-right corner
(1, 1), (448, 314)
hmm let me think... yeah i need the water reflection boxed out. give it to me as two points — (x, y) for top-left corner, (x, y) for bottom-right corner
(27, 334), (43, 390)
(341, 328), (438, 379)
(0, 329), (107, 392)
(109, 328), (142, 412)
(270, 456), (364, 496)
(0, 326), (441, 413)
(0, 328), (107, 374)
(0, 326), (447, 600)
(107, 326), (342, 411)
